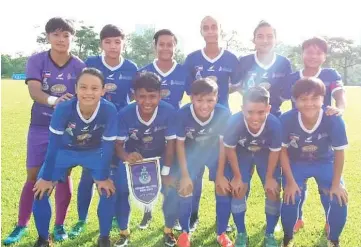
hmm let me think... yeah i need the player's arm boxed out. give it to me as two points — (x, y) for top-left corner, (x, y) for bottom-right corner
(265, 119), (282, 195)
(33, 104), (67, 199)
(327, 71), (346, 116)
(329, 116), (348, 206)
(228, 55), (242, 94)
(162, 108), (177, 175)
(333, 89), (346, 112)
(25, 56), (72, 106)
(215, 137), (231, 194)
(95, 105), (118, 182)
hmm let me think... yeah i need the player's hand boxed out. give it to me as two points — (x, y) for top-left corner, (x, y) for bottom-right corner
(162, 175), (176, 187)
(325, 106), (343, 116)
(264, 177), (280, 197)
(283, 181), (301, 205)
(55, 93), (73, 105)
(33, 178), (54, 200)
(230, 176), (247, 198)
(179, 176), (193, 197)
(216, 175), (231, 195)
(330, 183), (348, 206)
(126, 152), (143, 164)
(95, 179), (115, 198)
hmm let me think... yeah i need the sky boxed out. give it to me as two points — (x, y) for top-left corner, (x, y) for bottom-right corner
(1, 0), (360, 57)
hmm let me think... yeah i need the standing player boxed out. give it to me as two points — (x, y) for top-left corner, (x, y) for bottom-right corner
(139, 29), (186, 110)
(281, 37), (346, 232)
(280, 77), (348, 247)
(221, 87), (282, 247)
(137, 29), (186, 229)
(175, 78), (231, 247)
(3, 17), (85, 245)
(32, 68), (118, 247)
(113, 72), (178, 247)
(183, 15), (239, 232)
(70, 24), (138, 238)
(235, 20), (292, 117)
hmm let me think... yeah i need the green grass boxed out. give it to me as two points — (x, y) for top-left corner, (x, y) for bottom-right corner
(1, 79), (361, 247)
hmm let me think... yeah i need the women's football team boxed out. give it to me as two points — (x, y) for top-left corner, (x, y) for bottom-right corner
(3, 15), (347, 247)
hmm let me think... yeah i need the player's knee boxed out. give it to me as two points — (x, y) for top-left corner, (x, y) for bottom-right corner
(232, 184), (249, 199)
(231, 197), (247, 214)
(215, 185), (230, 196)
(266, 190), (280, 201)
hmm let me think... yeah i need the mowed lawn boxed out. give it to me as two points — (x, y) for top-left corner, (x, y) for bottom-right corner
(1, 79), (361, 247)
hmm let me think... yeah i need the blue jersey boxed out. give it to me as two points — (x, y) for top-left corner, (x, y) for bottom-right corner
(238, 53), (292, 116)
(139, 60), (186, 109)
(281, 68), (344, 107)
(41, 97), (118, 180)
(184, 49), (239, 108)
(117, 101), (177, 159)
(223, 112), (282, 158)
(85, 55), (138, 110)
(280, 108), (348, 164)
(176, 103), (231, 163)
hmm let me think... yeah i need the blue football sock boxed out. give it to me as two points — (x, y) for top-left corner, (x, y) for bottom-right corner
(162, 187), (179, 228)
(115, 192), (130, 230)
(192, 177), (203, 217)
(265, 198), (281, 234)
(33, 193), (52, 239)
(77, 168), (94, 221)
(327, 196), (347, 241)
(98, 189), (115, 237)
(231, 197), (247, 234)
(216, 194), (231, 235)
(281, 194), (301, 239)
(179, 195), (192, 233)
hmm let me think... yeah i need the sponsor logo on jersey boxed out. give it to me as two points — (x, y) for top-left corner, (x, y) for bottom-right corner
(170, 80), (185, 86)
(107, 74), (115, 80)
(208, 65), (215, 71)
(218, 66), (232, 72)
(105, 83), (117, 92)
(43, 71), (51, 78)
(50, 84), (67, 94)
(56, 73), (64, 80)
(161, 89), (171, 98)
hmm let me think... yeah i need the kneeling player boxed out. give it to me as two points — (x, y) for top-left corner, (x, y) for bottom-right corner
(280, 77), (348, 247)
(221, 87), (282, 247)
(114, 71), (178, 247)
(32, 68), (117, 247)
(175, 78), (231, 247)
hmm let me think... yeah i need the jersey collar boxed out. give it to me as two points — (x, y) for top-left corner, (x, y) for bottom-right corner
(298, 108), (324, 134)
(299, 68), (322, 78)
(101, 54), (124, 71)
(136, 105), (158, 126)
(243, 113), (268, 137)
(254, 52), (277, 70)
(201, 48), (224, 63)
(153, 59), (177, 77)
(190, 104), (214, 126)
(76, 100), (101, 124)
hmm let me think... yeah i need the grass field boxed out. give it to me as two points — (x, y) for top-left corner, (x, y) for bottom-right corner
(1, 79), (361, 247)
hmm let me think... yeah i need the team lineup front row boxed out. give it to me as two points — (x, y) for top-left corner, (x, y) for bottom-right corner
(2, 16), (348, 247)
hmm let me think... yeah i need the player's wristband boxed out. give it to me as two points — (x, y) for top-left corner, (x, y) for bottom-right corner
(47, 96), (58, 106)
(161, 166), (170, 176)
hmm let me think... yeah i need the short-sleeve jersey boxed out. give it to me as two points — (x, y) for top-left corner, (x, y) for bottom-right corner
(25, 50), (85, 126)
(49, 97), (118, 151)
(184, 49), (239, 108)
(139, 60), (186, 109)
(238, 53), (292, 116)
(223, 112), (282, 158)
(176, 103), (231, 163)
(282, 68), (344, 107)
(280, 108), (348, 164)
(85, 55), (138, 110)
(117, 101), (177, 158)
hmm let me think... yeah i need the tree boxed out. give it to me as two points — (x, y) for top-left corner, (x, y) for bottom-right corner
(73, 23), (100, 60)
(1, 54), (13, 77)
(124, 27), (186, 67)
(35, 21), (100, 60)
(220, 29), (252, 56)
(124, 28), (156, 67)
(325, 37), (361, 85)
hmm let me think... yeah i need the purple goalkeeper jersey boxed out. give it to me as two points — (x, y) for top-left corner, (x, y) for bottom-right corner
(25, 50), (85, 126)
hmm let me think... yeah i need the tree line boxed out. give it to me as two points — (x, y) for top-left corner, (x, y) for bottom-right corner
(2, 20), (361, 85)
